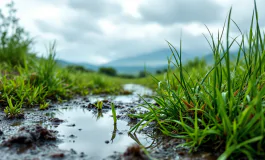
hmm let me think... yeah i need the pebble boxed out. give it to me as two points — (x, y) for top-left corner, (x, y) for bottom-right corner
(70, 149), (77, 154)
(66, 124), (75, 127)
(80, 152), (85, 158)
(69, 134), (77, 138)
(50, 153), (64, 158)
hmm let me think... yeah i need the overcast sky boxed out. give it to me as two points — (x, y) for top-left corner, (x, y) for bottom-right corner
(0, 0), (264, 65)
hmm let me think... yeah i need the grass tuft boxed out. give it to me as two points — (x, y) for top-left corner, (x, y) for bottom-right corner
(130, 1), (265, 159)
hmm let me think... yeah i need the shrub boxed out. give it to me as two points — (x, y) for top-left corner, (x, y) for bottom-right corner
(66, 65), (94, 73)
(138, 71), (147, 78)
(118, 74), (136, 79)
(99, 67), (117, 76)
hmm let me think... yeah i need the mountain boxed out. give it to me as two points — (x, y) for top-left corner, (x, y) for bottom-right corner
(56, 49), (202, 74)
(56, 59), (99, 71)
(56, 59), (167, 74)
(202, 50), (241, 64)
(103, 49), (197, 67)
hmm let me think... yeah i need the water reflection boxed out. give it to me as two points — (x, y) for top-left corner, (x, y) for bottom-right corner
(110, 123), (117, 143)
(53, 107), (154, 158)
(87, 84), (153, 104)
(52, 84), (155, 158)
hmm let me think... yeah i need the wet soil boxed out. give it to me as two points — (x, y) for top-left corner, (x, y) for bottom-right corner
(0, 84), (218, 160)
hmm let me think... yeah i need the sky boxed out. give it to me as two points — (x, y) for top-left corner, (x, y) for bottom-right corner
(0, 0), (264, 65)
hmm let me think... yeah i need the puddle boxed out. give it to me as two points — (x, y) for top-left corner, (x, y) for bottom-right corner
(52, 108), (153, 159)
(51, 84), (155, 159)
(0, 84), (220, 159)
(87, 84), (154, 104)
(123, 84), (153, 96)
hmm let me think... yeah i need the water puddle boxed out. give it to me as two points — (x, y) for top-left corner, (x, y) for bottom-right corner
(51, 84), (155, 159)
(0, 84), (220, 159)
(87, 84), (153, 104)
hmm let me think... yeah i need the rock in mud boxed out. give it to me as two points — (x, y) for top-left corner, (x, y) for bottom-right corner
(6, 113), (25, 119)
(49, 118), (64, 127)
(50, 153), (65, 158)
(0, 130), (3, 135)
(123, 144), (149, 160)
(49, 118), (64, 123)
(69, 134), (77, 139)
(2, 125), (56, 147)
(66, 123), (75, 127)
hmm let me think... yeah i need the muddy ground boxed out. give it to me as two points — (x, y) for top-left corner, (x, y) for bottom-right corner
(0, 85), (219, 160)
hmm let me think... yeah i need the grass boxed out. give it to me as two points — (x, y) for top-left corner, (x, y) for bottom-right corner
(111, 103), (117, 124)
(130, 1), (265, 159)
(0, 2), (127, 117)
(127, 58), (207, 90)
(4, 96), (23, 118)
(95, 101), (103, 110)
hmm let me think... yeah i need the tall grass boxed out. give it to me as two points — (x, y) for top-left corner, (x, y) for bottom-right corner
(130, 1), (265, 159)
(0, 1), (33, 67)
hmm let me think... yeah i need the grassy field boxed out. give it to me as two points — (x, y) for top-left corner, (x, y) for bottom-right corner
(130, 1), (265, 160)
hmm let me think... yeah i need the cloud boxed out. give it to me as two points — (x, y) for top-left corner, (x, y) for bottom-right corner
(1, 0), (264, 65)
(68, 0), (122, 18)
(31, 0), (215, 64)
(212, 0), (265, 33)
(138, 0), (224, 25)
(35, 15), (101, 43)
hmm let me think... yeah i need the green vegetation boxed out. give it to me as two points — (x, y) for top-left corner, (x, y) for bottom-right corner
(0, 2), (125, 118)
(95, 101), (103, 110)
(66, 65), (94, 73)
(111, 103), (118, 142)
(99, 67), (117, 76)
(185, 57), (207, 71)
(138, 70), (147, 78)
(130, 2), (265, 159)
(0, 1), (34, 67)
(4, 96), (23, 118)
(111, 103), (117, 124)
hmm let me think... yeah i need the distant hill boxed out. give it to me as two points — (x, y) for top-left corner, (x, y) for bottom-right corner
(56, 59), (99, 71)
(56, 49), (207, 74)
(56, 59), (167, 74)
(202, 50), (241, 64)
(103, 49), (197, 67)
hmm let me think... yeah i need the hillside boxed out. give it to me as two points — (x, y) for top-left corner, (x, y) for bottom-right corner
(56, 49), (206, 74)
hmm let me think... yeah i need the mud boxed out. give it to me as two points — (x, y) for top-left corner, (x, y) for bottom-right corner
(0, 84), (218, 160)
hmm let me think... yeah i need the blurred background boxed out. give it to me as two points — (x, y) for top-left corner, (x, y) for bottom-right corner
(0, 0), (265, 77)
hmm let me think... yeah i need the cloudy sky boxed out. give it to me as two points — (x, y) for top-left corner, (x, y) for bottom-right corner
(0, 0), (264, 65)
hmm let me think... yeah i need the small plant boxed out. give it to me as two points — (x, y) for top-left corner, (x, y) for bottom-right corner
(26, 86), (46, 106)
(110, 103), (118, 142)
(39, 102), (50, 110)
(4, 96), (23, 118)
(95, 100), (103, 110)
(111, 103), (117, 124)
